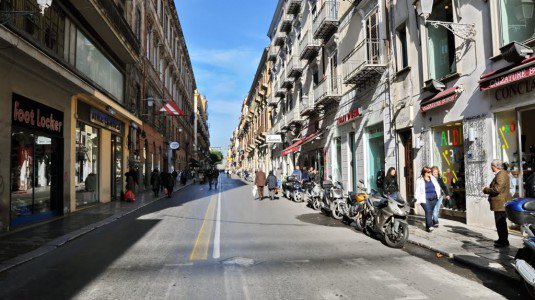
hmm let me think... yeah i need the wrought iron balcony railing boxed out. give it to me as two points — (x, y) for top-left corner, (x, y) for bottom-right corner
(313, 0), (339, 40)
(313, 76), (342, 107)
(343, 39), (387, 85)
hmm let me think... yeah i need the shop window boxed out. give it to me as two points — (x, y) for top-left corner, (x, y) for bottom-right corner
(432, 123), (465, 211)
(427, 0), (456, 80)
(333, 137), (342, 182)
(367, 124), (385, 191)
(75, 29), (124, 102)
(499, 0), (535, 46)
(75, 122), (99, 208)
(496, 111), (520, 196)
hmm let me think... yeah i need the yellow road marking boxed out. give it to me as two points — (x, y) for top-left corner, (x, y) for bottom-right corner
(189, 197), (217, 261)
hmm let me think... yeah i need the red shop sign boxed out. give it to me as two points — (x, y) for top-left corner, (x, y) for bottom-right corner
(336, 108), (362, 125)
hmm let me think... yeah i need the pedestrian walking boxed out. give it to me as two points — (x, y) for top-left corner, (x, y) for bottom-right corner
(267, 171), (278, 200)
(482, 159), (511, 248)
(431, 166), (452, 227)
(383, 167), (399, 200)
(255, 169), (267, 199)
(164, 171), (175, 198)
(415, 166), (441, 232)
(308, 166), (316, 183)
(150, 169), (161, 197)
(125, 168), (138, 193)
(207, 170), (214, 189)
(212, 169), (220, 189)
(180, 170), (187, 186)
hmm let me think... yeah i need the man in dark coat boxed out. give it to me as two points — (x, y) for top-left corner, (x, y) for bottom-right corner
(207, 169), (214, 190)
(150, 169), (161, 197)
(483, 159), (512, 248)
(255, 169), (267, 199)
(266, 171), (278, 200)
(212, 169), (220, 189)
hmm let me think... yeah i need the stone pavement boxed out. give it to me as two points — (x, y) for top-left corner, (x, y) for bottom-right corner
(407, 215), (523, 280)
(0, 181), (193, 272)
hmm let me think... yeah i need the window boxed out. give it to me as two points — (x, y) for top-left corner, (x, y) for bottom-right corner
(135, 9), (141, 40)
(396, 25), (408, 70)
(146, 29), (151, 60)
(499, 0), (535, 45)
(427, 0), (456, 80)
(76, 29), (124, 101)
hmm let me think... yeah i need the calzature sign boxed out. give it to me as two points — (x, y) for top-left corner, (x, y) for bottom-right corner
(336, 108), (362, 125)
(495, 77), (535, 101)
(12, 94), (63, 136)
(480, 64), (535, 91)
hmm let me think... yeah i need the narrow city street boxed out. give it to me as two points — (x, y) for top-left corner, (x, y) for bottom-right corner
(0, 176), (527, 299)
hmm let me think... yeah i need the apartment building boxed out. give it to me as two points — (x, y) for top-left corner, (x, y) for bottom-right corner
(194, 91), (210, 168)
(0, 0), (197, 231)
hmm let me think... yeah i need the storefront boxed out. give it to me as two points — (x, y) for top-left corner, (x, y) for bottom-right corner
(75, 100), (125, 208)
(10, 94), (64, 227)
(366, 123), (385, 191)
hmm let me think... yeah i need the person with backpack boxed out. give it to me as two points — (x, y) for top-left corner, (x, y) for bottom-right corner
(267, 171), (278, 200)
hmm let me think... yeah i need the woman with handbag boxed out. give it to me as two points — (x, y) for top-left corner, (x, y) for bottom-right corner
(415, 167), (441, 232)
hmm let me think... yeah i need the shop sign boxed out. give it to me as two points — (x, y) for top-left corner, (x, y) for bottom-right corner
(421, 94), (458, 112)
(480, 64), (535, 91)
(494, 77), (535, 101)
(336, 108), (362, 125)
(90, 109), (122, 133)
(435, 128), (463, 148)
(12, 94), (64, 136)
(169, 142), (180, 150)
(266, 134), (282, 143)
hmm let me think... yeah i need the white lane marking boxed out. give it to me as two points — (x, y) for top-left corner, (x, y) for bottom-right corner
(165, 262), (194, 267)
(213, 176), (222, 259)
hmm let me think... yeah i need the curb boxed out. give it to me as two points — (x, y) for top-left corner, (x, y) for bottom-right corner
(407, 237), (520, 281)
(0, 182), (194, 274)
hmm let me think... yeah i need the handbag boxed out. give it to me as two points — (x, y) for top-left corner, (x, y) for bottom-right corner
(124, 190), (135, 202)
(252, 186), (258, 197)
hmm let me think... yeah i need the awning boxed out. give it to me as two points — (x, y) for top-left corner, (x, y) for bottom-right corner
(420, 86), (462, 112)
(281, 131), (322, 156)
(479, 56), (535, 91)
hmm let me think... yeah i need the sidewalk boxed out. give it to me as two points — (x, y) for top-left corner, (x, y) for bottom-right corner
(407, 215), (523, 280)
(0, 181), (193, 273)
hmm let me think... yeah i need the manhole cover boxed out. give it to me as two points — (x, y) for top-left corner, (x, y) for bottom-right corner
(221, 257), (255, 267)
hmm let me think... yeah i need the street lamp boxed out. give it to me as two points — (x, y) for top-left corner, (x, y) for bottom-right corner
(414, 0), (476, 40)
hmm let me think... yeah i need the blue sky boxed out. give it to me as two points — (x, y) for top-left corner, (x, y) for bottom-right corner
(175, 0), (277, 155)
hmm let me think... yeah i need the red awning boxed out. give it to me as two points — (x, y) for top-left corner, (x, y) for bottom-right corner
(281, 131), (322, 156)
(420, 86), (461, 112)
(479, 56), (535, 91)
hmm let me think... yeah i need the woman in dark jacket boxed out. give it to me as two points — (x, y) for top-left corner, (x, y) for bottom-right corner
(266, 171), (278, 200)
(150, 169), (161, 197)
(383, 167), (399, 199)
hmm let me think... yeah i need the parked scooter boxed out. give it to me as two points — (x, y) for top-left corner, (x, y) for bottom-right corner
(360, 190), (410, 248)
(321, 177), (345, 220)
(341, 180), (369, 228)
(304, 181), (323, 210)
(282, 176), (304, 202)
(506, 198), (535, 297)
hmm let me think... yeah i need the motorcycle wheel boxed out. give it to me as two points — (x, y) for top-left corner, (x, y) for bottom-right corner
(285, 190), (291, 200)
(384, 222), (409, 249)
(354, 212), (365, 231)
(312, 198), (321, 210)
(330, 202), (344, 220)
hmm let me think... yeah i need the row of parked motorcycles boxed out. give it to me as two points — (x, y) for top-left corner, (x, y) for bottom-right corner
(281, 175), (535, 296)
(281, 175), (410, 249)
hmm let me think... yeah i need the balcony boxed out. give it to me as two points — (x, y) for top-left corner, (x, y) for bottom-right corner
(274, 32), (287, 46)
(287, 55), (303, 78)
(313, 76), (342, 108)
(287, 0), (303, 15)
(281, 69), (293, 89)
(343, 39), (387, 85)
(313, 0), (339, 40)
(268, 94), (278, 107)
(299, 30), (321, 60)
(268, 46), (279, 61)
(280, 14), (294, 33)
(287, 104), (304, 127)
(275, 78), (286, 97)
(300, 94), (316, 116)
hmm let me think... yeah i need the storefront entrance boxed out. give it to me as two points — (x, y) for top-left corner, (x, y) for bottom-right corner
(367, 124), (385, 191)
(10, 94), (64, 227)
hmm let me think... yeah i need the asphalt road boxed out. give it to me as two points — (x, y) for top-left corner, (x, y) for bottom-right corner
(0, 176), (527, 299)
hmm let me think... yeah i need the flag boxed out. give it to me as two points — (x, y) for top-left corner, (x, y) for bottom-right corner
(159, 101), (185, 116)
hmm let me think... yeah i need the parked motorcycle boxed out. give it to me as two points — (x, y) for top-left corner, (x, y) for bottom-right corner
(506, 198), (535, 297)
(341, 180), (369, 228)
(321, 177), (345, 220)
(282, 176), (304, 202)
(304, 181), (323, 210)
(361, 190), (409, 248)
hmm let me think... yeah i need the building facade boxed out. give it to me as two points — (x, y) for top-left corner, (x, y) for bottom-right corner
(194, 91), (210, 168)
(0, 0), (197, 231)
(234, 0), (535, 229)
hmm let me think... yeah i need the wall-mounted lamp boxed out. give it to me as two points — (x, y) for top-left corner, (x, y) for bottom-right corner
(414, 0), (476, 40)
(415, 135), (423, 150)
